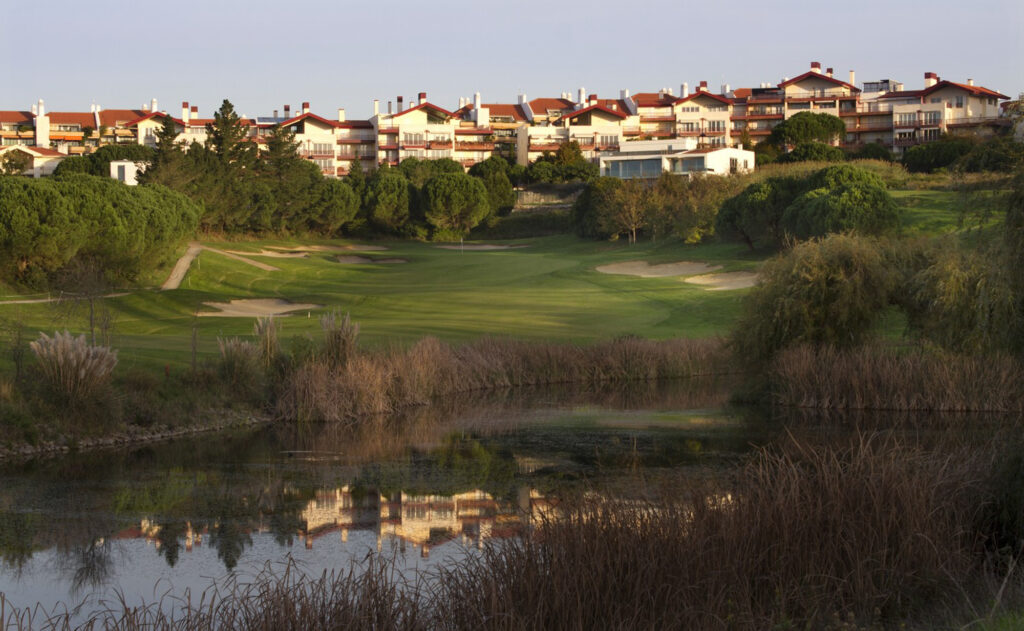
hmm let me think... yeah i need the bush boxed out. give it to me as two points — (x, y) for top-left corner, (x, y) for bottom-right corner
(731, 233), (894, 362)
(29, 330), (118, 404)
(902, 136), (975, 173)
(779, 141), (845, 163)
(470, 210), (572, 239)
(782, 165), (901, 239)
(956, 136), (1024, 173)
(850, 142), (894, 162)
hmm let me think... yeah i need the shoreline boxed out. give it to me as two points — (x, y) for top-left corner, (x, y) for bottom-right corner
(0, 408), (273, 463)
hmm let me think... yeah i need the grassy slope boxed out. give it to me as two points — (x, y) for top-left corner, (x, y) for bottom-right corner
(0, 187), (972, 372)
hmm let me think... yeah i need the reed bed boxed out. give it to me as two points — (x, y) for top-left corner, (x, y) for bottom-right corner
(4, 434), (1018, 630)
(770, 344), (1024, 412)
(277, 336), (728, 423)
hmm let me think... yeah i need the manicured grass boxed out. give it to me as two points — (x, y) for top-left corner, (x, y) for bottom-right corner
(0, 235), (761, 371)
(0, 186), (989, 372)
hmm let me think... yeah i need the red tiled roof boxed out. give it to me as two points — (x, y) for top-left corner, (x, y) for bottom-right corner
(778, 71), (860, 92)
(391, 101), (454, 119)
(632, 92), (676, 108)
(338, 120), (373, 129)
(98, 109), (146, 127)
(528, 98), (575, 114)
(732, 88), (752, 99)
(0, 111), (34, 124)
(0, 145), (66, 158)
(879, 89), (924, 100)
(279, 111), (340, 128)
(123, 112), (185, 127)
(561, 104), (628, 120)
(595, 98), (631, 113)
(47, 112), (97, 127)
(923, 80), (1009, 100)
(484, 103), (528, 122)
(674, 91), (733, 106)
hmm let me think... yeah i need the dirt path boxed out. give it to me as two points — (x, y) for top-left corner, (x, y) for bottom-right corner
(161, 242), (203, 290)
(161, 243), (280, 291)
(0, 292), (129, 305)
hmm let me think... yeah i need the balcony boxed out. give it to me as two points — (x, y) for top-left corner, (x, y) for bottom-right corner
(427, 140), (452, 149)
(640, 115), (676, 123)
(704, 129), (727, 136)
(894, 137), (921, 147)
(646, 130), (675, 138)
(337, 137), (374, 145)
(785, 89), (852, 101)
(848, 121), (894, 132)
(622, 127), (642, 136)
(338, 152), (374, 160)
(300, 150), (335, 159)
(893, 120), (921, 129)
(746, 93), (784, 103)
(401, 143), (426, 149)
(946, 116), (1009, 127)
(735, 111), (784, 120)
(678, 129), (701, 137)
(377, 127), (399, 134)
(529, 142), (562, 152)
(455, 142), (495, 151)
(595, 143), (619, 151)
(378, 143), (398, 150)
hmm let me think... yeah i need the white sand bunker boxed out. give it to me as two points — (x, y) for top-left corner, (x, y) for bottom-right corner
(199, 298), (321, 318)
(596, 261), (722, 278)
(225, 249), (309, 258)
(268, 244), (389, 253)
(684, 271), (759, 291)
(337, 256), (408, 264)
(435, 244), (529, 251)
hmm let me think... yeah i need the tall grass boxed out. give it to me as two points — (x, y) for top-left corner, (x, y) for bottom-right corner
(6, 434), (1020, 630)
(277, 336), (728, 422)
(28, 330), (117, 403)
(771, 344), (1024, 411)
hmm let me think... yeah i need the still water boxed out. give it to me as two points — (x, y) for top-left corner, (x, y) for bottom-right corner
(0, 380), (775, 618)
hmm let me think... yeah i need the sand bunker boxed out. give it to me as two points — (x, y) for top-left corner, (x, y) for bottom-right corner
(596, 261), (722, 278)
(198, 298), (321, 318)
(337, 256), (407, 264)
(268, 244), (389, 253)
(224, 249), (309, 259)
(434, 244), (528, 251)
(684, 271), (759, 291)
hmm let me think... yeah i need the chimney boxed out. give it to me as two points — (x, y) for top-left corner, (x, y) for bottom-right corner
(182, 101), (190, 123)
(31, 104), (37, 115)
(519, 93), (528, 104)
(337, 107), (346, 122)
(418, 91), (427, 103)
(151, 98), (158, 112)
(667, 87), (674, 96)
(373, 99), (379, 116)
(142, 103), (149, 112)
(680, 83), (688, 98)
(578, 87), (585, 105)
(284, 104), (291, 119)
(387, 101), (392, 114)
(811, 61), (821, 74)
(849, 70), (856, 86)
(397, 96), (403, 112)
(273, 109), (278, 119)
(924, 72), (938, 88)
(698, 81), (708, 92)
(967, 78), (974, 86)
(302, 102), (310, 114)
(474, 92), (481, 110)
(191, 105), (197, 118)
(721, 83), (730, 95)
(37, 98), (45, 117)
(826, 68), (833, 78)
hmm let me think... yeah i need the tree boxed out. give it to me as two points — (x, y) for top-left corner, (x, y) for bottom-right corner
(307, 179), (359, 235)
(738, 129), (753, 151)
(769, 112), (847, 148)
(0, 150), (30, 176)
(367, 173), (411, 232)
(731, 233), (894, 362)
(206, 99), (256, 170)
(572, 176), (622, 239)
(850, 142), (893, 162)
(599, 179), (650, 244)
(901, 136), (974, 173)
(716, 176), (805, 250)
(138, 115), (189, 187)
(423, 172), (490, 238)
(778, 141), (845, 163)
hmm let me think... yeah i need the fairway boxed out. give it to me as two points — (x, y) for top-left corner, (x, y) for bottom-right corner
(0, 235), (763, 370)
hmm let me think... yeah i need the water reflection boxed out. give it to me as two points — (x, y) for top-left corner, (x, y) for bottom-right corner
(0, 378), (767, 612)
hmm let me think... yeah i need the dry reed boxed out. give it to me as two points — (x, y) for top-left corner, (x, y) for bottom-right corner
(29, 331), (117, 403)
(771, 344), (1024, 411)
(277, 336), (728, 423)
(4, 434), (1016, 630)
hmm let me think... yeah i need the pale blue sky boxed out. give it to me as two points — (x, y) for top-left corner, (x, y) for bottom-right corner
(4, 0), (1021, 119)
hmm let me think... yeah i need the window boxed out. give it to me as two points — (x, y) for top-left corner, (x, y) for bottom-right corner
(707, 120), (726, 132)
(955, 96), (965, 108)
(923, 112), (941, 125)
(599, 135), (617, 147)
(923, 128), (941, 141)
(403, 133), (424, 145)
(313, 158), (333, 171)
(117, 164), (126, 182)
(729, 158), (738, 174)
(678, 106), (698, 113)
(312, 142), (332, 155)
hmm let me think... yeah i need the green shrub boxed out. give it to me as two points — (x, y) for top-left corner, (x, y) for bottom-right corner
(782, 165), (901, 239)
(731, 233), (894, 362)
(902, 136), (975, 173)
(779, 142), (845, 163)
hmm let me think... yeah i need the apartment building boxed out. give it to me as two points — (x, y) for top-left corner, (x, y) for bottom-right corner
(3, 63), (1012, 179)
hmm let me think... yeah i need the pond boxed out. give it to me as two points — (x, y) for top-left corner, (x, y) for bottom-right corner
(0, 379), (778, 620)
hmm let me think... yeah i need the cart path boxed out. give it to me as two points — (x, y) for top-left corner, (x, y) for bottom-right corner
(161, 243), (280, 290)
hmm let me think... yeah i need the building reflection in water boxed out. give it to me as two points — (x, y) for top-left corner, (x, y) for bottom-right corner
(111, 487), (562, 561)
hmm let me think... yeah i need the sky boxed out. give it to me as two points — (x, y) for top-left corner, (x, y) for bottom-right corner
(4, 0), (1022, 120)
